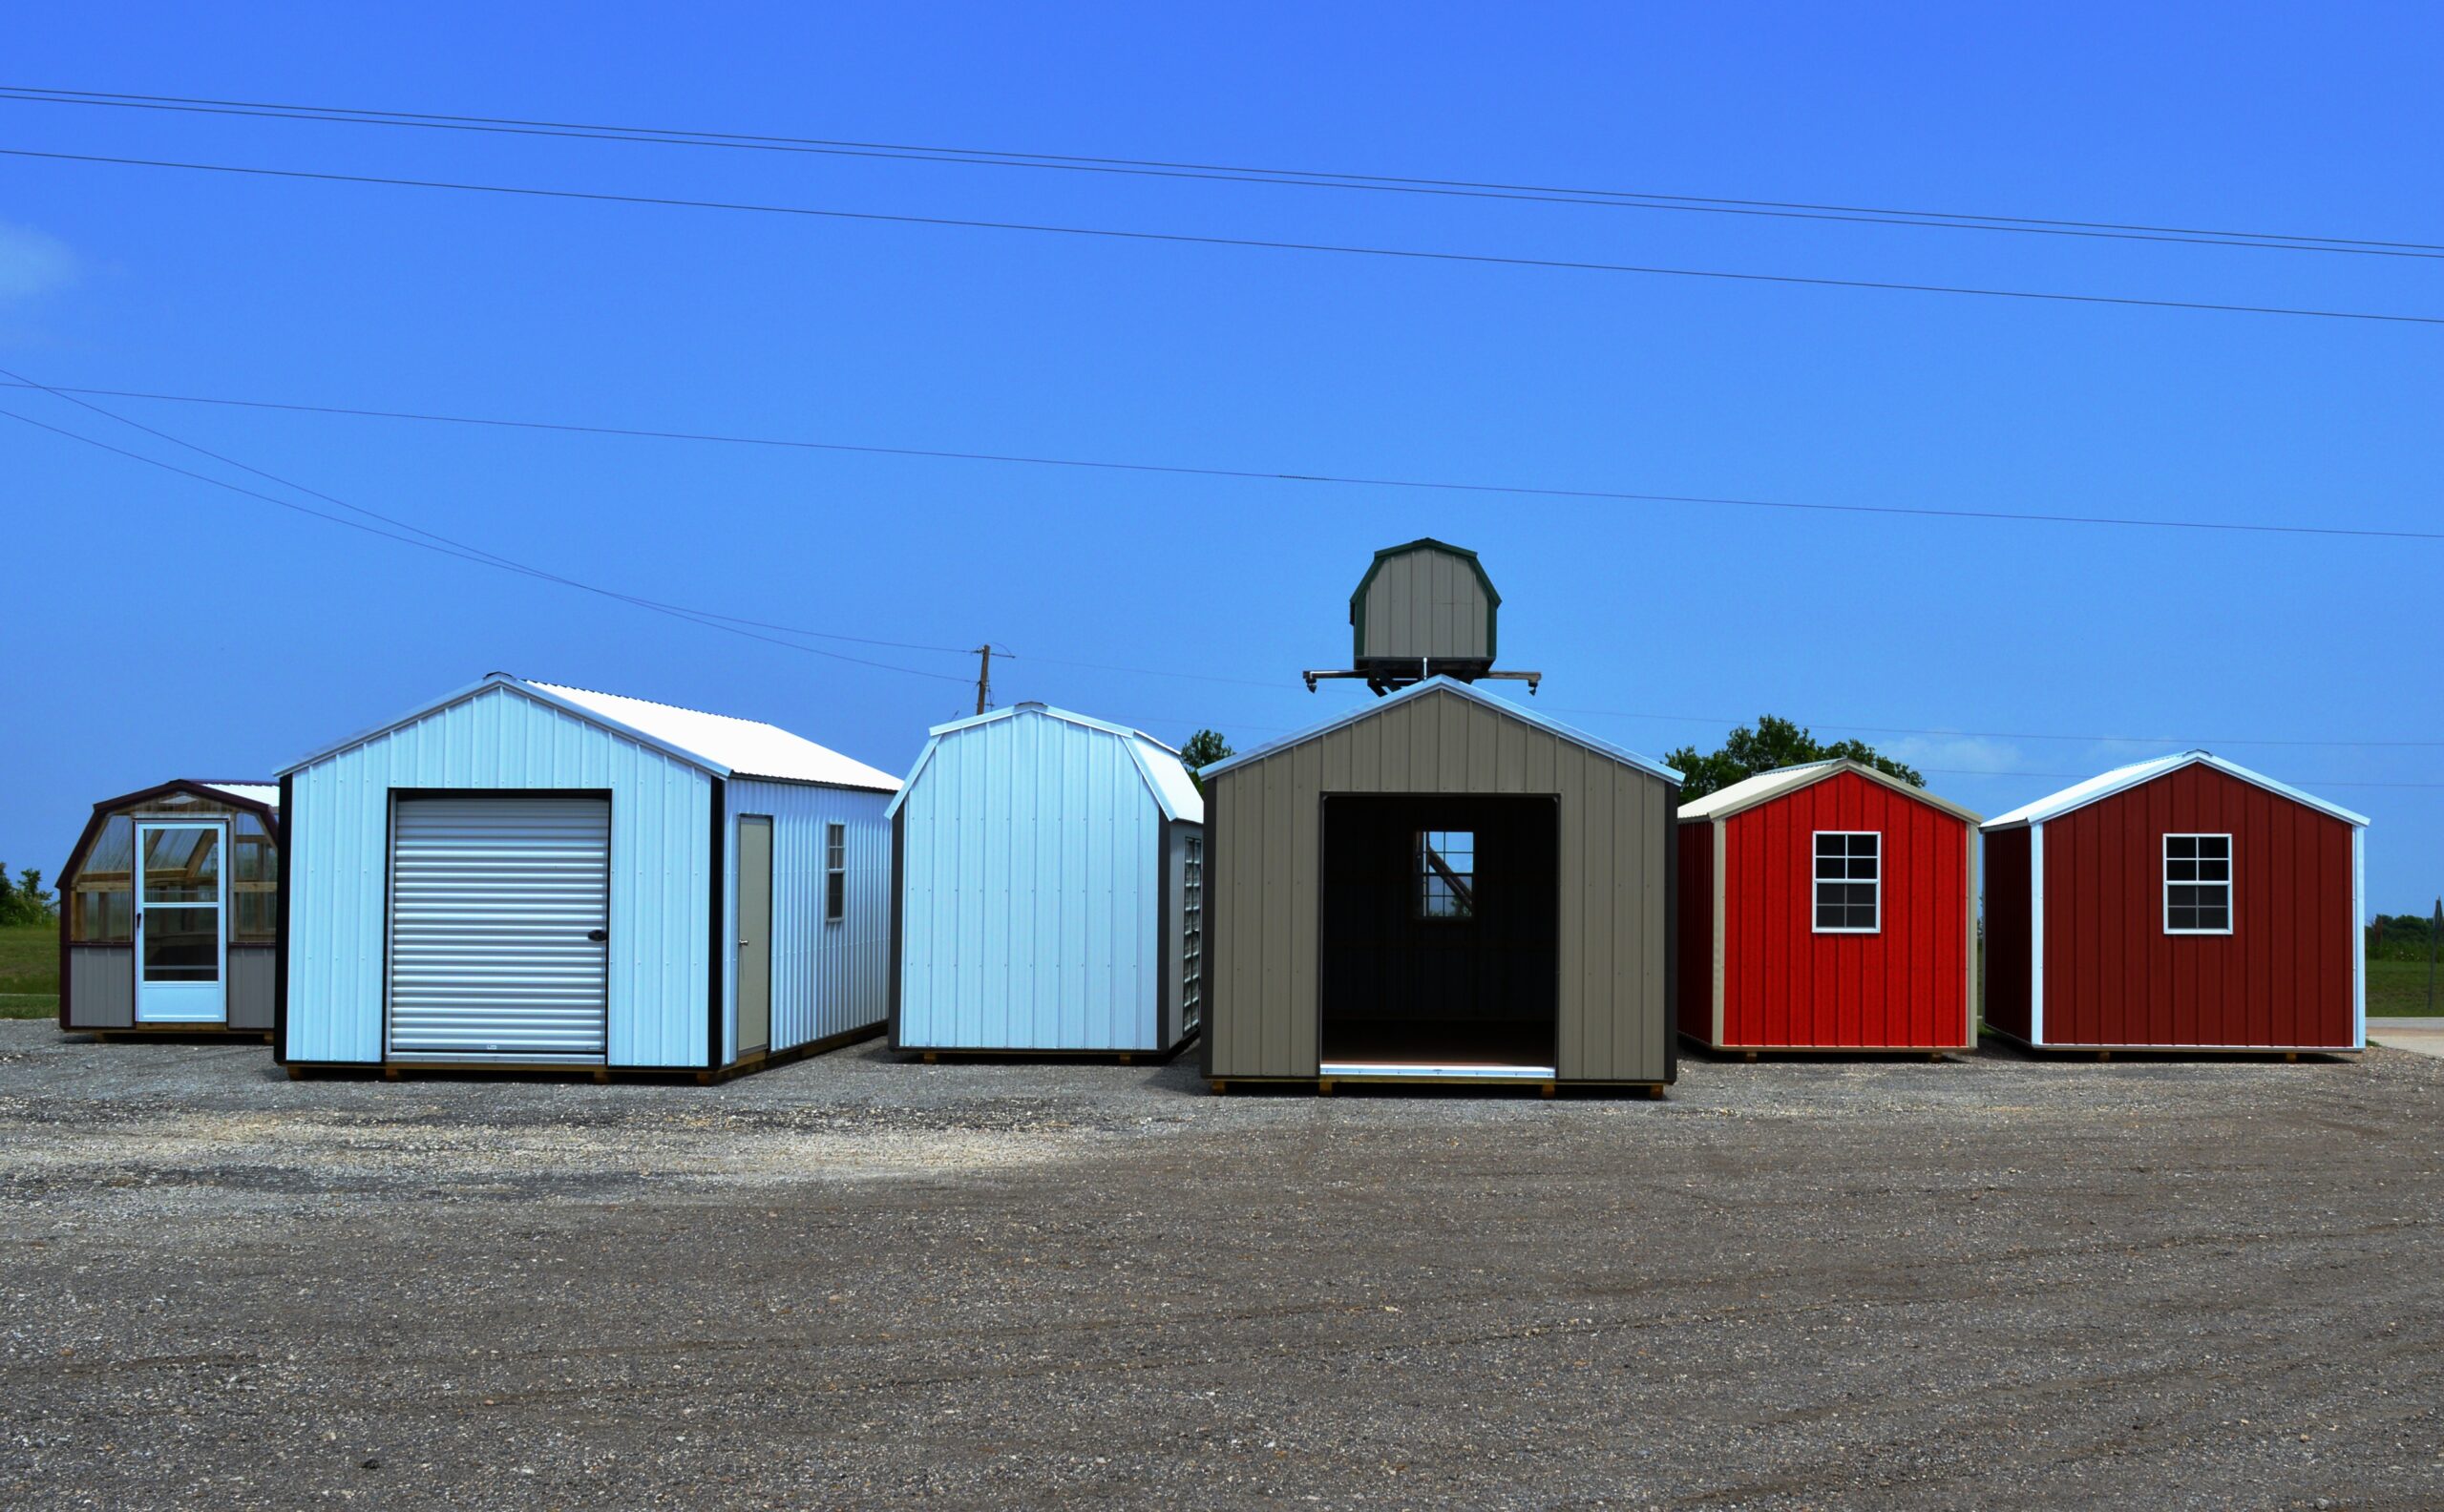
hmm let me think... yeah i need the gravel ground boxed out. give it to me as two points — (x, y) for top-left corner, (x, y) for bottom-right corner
(1, 1023), (2439, 1510)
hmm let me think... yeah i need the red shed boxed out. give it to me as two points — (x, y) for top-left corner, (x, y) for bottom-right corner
(1981, 751), (2367, 1054)
(1676, 761), (1980, 1053)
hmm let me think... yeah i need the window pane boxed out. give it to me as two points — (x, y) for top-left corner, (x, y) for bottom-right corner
(2167, 836), (2198, 858)
(2198, 836), (2229, 859)
(1816, 834), (1843, 857)
(2167, 859), (2197, 881)
(140, 827), (221, 904)
(1844, 857), (1874, 880)
(1846, 904), (1878, 929)
(1817, 904), (1844, 928)
(2198, 903), (2229, 931)
(141, 907), (220, 981)
(1851, 833), (1879, 857)
(2199, 858), (2228, 882)
(234, 892), (278, 941)
(826, 872), (845, 922)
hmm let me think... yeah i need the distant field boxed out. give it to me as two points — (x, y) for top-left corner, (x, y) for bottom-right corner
(0, 923), (56, 1019)
(2369, 956), (2440, 1018)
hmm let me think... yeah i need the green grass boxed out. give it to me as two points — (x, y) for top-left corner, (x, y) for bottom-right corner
(2369, 956), (2443, 1018)
(0, 922), (58, 1019)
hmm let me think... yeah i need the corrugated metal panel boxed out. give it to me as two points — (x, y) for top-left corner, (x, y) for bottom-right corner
(1357, 545), (1493, 662)
(724, 779), (893, 1060)
(1207, 684), (1671, 1083)
(65, 946), (134, 1029)
(284, 682), (712, 1066)
(387, 796), (610, 1057)
(899, 708), (1172, 1055)
(1714, 769), (1972, 1049)
(894, 708), (1167, 1051)
(534, 682), (901, 790)
(228, 946), (275, 1030)
(2035, 762), (2355, 1049)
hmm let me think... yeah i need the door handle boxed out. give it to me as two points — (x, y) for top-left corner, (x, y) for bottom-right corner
(586, 928), (608, 942)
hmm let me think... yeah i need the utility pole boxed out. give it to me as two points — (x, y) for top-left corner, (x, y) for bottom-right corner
(2431, 898), (2439, 1016)
(974, 644), (993, 716)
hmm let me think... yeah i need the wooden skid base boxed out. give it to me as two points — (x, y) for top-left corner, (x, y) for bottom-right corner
(284, 1023), (887, 1085)
(1981, 1026), (2359, 1058)
(1210, 1076), (1665, 1099)
(894, 1032), (1199, 1067)
(80, 1026), (276, 1042)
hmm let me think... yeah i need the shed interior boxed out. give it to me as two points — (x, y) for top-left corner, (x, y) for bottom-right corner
(1319, 795), (1558, 1071)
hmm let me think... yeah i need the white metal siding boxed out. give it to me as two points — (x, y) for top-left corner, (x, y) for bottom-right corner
(896, 709), (1164, 1050)
(724, 779), (894, 1062)
(284, 682), (712, 1066)
(388, 797), (610, 1057)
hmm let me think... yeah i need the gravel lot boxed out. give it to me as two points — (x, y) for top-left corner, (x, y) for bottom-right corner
(2, 1023), (2439, 1510)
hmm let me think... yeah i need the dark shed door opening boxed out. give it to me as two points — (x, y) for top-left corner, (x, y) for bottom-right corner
(1320, 795), (1558, 1070)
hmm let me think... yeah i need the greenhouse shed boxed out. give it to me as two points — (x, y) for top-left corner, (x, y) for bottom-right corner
(58, 779), (281, 1036)
(887, 702), (1204, 1056)
(277, 673), (901, 1078)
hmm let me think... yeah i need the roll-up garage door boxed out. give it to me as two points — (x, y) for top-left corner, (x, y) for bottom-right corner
(388, 796), (611, 1059)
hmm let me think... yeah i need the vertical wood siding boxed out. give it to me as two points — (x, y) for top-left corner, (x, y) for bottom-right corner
(2037, 764), (2355, 1048)
(725, 779), (892, 1061)
(1716, 771), (1973, 1049)
(1358, 548), (1492, 662)
(283, 683), (713, 1066)
(1207, 687), (1671, 1082)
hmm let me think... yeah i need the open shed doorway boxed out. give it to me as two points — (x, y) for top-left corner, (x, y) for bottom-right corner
(1319, 795), (1558, 1073)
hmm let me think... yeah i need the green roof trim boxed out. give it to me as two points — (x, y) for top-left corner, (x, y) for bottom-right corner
(1348, 537), (1502, 663)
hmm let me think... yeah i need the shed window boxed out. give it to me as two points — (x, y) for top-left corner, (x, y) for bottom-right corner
(1814, 831), (1881, 933)
(1417, 830), (1475, 920)
(70, 814), (136, 942)
(2164, 834), (2232, 934)
(825, 823), (847, 923)
(1182, 836), (1204, 1031)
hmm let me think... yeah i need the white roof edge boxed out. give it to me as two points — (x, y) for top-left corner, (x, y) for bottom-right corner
(1199, 677), (1681, 786)
(1980, 750), (2370, 830)
(280, 675), (730, 780)
(1678, 759), (1983, 825)
(923, 702), (1177, 753)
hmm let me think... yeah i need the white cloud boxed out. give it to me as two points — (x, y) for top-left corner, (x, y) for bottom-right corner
(1882, 734), (2024, 774)
(0, 223), (76, 301)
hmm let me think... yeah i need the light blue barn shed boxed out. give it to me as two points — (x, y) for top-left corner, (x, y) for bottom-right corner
(888, 703), (1205, 1056)
(277, 673), (902, 1079)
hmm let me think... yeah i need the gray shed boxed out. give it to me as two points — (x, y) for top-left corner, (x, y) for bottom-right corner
(1198, 677), (1682, 1092)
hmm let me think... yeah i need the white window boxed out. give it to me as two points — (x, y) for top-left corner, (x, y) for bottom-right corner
(1417, 830), (1475, 920)
(1182, 836), (1204, 1031)
(824, 823), (847, 924)
(1813, 831), (1880, 933)
(2163, 834), (2231, 934)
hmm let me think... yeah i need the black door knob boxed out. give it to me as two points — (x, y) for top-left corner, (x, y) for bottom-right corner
(586, 928), (608, 943)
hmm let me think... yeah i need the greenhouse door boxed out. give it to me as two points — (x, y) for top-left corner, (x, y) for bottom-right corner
(135, 820), (226, 1023)
(387, 794), (612, 1061)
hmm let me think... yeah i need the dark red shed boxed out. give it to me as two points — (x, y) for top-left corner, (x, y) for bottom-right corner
(1675, 761), (1980, 1052)
(1981, 751), (2366, 1053)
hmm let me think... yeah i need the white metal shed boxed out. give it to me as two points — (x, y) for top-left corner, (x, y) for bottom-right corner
(887, 702), (1204, 1056)
(277, 673), (901, 1079)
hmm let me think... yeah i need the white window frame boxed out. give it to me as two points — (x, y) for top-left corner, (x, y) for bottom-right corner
(824, 822), (847, 925)
(1812, 830), (1882, 934)
(2162, 832), (2233, 935)
(1416, 829), (1476, 922)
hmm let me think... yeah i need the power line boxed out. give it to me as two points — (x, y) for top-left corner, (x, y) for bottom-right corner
(6, 84), (2436, 261)
(10, 146), (2441, 330)
(1, 384), (977, 682)
(1545, 705), (2444, 749)
(9, 380), (2440, 544)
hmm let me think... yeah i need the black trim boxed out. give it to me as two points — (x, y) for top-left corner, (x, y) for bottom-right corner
(1197, 775), (1221, 1082)
(706, 776), (726, 1073)
(387, 786), (614, 802)
(1156, 818), (1176, 1051)
(886, 804), (905, 1052)
(273, 773), (294, 1062)
(1663, 783), (1680, 1086)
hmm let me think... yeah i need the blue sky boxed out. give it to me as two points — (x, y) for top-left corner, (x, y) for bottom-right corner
(5, 3), (2439, 913)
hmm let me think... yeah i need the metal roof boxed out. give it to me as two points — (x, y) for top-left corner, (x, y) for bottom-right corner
(1677, 759), (1982, 824)
(1198, 676), (1682, 786)
(1982, 750), (2369, 830)
(200, 782), (281, 809)
(886, 702), (1202, 822)
(282, 674), (901, 791)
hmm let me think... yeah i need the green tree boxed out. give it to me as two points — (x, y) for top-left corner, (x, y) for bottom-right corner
(1178, 729), (1233, 792)
(1663, 715), (1925, 802)
(0, 866), (57, 927)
